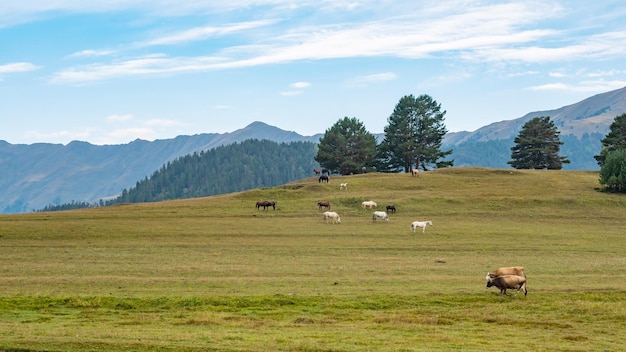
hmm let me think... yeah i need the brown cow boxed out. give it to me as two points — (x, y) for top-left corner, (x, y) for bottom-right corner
(486, 274), (527, 296)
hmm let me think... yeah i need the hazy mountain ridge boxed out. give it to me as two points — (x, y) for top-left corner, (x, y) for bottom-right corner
(2, 86), (625, 213)
(444, 86), (626, 145)
(0, 125), (322, 213)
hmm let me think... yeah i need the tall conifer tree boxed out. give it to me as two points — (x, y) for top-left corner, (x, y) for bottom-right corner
(377, 94), (453, 172)
(315, 117), (377, 175)
(508, 116), (570, 169)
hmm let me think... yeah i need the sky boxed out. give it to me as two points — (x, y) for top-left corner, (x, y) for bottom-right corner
(1, 0), (626, 145)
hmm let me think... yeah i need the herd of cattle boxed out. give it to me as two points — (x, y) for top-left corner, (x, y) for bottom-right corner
(256, 176), (527, 297)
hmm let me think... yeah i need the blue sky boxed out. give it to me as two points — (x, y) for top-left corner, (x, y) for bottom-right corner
(1, 0), (625, 145)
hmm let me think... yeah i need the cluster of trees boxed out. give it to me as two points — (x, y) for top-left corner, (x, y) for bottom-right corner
(315, 94), (454, 174)
(313, 94), (578, 174)
(316, 94), (625, 193)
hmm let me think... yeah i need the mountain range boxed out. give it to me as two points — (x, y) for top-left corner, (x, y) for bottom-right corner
(2, 86), (625, 214)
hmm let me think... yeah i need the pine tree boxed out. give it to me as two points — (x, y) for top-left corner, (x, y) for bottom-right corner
(508, 116), (570, 169)
(377, 94), (453, 172)
(315, 117), (377, 175)
(594, 113), (626, 167)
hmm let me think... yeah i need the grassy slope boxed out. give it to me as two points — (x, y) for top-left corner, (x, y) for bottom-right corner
(0, 168), (624, 351)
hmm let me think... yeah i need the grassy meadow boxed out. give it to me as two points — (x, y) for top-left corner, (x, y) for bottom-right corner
(0, 167), (625, 351)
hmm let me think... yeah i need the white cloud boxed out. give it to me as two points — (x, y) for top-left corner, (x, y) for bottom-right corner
(549, 72), (566, 78)
(507, 71), (540, 78)
(357, 72), (396, 83)
(0, 62), (40, 74)
(281, 81), (310, 96)
(68, 49), (115, 58)
(50, 54), (231, 84)
(141, 20), (277, 47)
(586, 69), (625, 78)
(527, 80), (626, 92)
(290, 81), (310, 89)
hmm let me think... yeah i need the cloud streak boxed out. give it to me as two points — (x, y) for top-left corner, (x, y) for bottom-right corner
(528, 80), (626, 92)
(140, 20), (277, 47)
(0, 62), (40, 74)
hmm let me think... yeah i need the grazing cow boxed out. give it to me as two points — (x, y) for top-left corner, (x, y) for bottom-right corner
(486, 275), (527, 296)
(410, 220), (432, 233)
(323, 211), (341, 224)
(486, 266), (526, 279)
(317, 201), (331, 210)
(411, 169), (420, 177)
(340, 183), (348, 190)
(386, 204), (396, 213)
(319, 175), (329, 183)
(372, 211), (389, 222)
(361, 200), (377, 209)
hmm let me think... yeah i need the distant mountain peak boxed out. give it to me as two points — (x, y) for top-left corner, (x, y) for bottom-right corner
(245, 121), (273, 129)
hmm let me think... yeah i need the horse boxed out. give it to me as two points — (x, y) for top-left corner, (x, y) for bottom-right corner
(321, 168), (329, 175)
(339, 183), (348, 190)
(256, 200), (276, 211)
(323, 211), (341, 224)
(361, 200), (377, 209)
(372, 211), (389, 222)
(313, 169), (321, 176)
(319, 175), (329, 183)
(317, 201), (331, 210)
(386, 205), (396, 213)
(412, 169), (420, 177)
(411, 220), (433, 233)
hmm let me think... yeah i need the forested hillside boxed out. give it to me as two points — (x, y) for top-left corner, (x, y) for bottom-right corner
(105, 139), (320, 205)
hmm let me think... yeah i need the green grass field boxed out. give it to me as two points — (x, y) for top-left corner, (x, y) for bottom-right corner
(1, 168), (625, 351)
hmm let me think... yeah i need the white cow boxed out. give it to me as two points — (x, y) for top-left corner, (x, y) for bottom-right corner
(340, 183), (348, 190)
